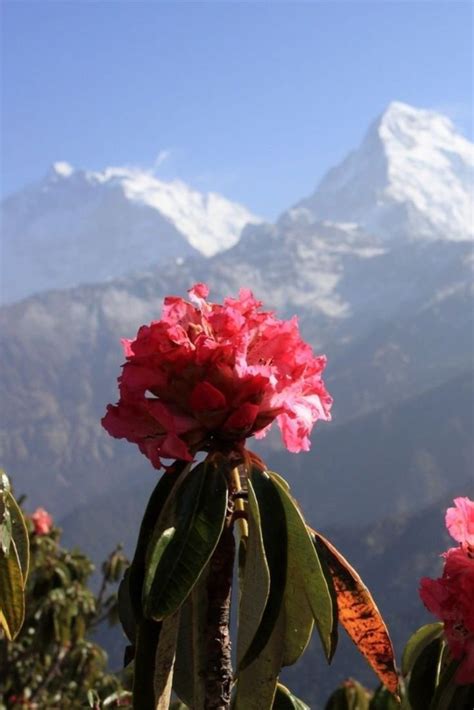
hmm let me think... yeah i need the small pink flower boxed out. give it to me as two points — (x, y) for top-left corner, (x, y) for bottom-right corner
(102, 284), (332, 469)
(446, 497), (474, 553)
(31, 507), (53, 535)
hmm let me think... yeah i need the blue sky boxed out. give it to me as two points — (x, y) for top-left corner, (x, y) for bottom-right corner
(2, 1), (472, 219)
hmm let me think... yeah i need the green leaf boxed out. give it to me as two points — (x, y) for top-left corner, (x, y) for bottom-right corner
(154, 610), (180, 710)
(129, 461), (189, 620)
(0, 543), (25, 640)
(132, 619), (162, 710)
(117, 567), (137, 644)
(239, 469), (287, 670)
(173, 561), (211, 709)
(325, 680), (371, 709)
(273, 683), (311, 709)
(402, 622), (444, 676)
(234, 602), (285, 710)
(144, 458), (228, 621)
(406, 636), (444, 710)
(5, 491), (29, 586)
(270, 475), (334, 662)
(236, 477), (270, 667)
(369, 685), (401, 709)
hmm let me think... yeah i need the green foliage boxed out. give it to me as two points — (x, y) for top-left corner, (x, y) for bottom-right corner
(0, 474), (29, 641)
(121, 455), (399, 709)
(0, 486), (130, 709)
(401, 623), (474, 710)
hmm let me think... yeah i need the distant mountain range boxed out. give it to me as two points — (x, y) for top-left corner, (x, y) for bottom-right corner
(0, 101), (472, 698)
(1, 162), (261, 303)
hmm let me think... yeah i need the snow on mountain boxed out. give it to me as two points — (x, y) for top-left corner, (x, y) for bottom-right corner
(287, 101), (474, 242)
(1, 164), (261, 303)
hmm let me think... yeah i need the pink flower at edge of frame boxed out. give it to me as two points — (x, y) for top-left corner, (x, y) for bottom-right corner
(420, 545), (474, 684)
(31, 507), (53, 535)
(446, 497), (474, 551)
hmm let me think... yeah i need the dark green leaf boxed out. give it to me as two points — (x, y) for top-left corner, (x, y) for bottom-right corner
(132, 619), (162, 710)
(407, 636), (444, 710)
(144, 458), (228, 621)
(402, 622), (444, 676)
(118, 567), (137, 644)
(236, 477), (270, 667)
(273, 682), (311, 709)
(271, 475), (334, 662)
(239, 469), (287, 670)
(369, 685), (400, 709)
(129, 461), (189, 620)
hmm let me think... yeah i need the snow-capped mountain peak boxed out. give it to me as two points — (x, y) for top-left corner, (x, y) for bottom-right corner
(1, 163), (262, 303)
(44, 163), (262, 257)
(290, 101), (474, 242)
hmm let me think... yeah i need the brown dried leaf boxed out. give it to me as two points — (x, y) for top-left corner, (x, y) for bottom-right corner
(312, 529), (399, 696)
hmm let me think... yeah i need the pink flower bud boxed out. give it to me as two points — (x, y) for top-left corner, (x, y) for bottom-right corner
(31, 507), (53, 535)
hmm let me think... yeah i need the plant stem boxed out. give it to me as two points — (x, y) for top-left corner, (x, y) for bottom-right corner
(203, 485), (235, 709)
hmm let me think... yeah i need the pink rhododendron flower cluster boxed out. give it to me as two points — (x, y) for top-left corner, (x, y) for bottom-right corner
(420, 496), (474, 684)
(30, 507), (53, 536)
(102, 284), (332, 469)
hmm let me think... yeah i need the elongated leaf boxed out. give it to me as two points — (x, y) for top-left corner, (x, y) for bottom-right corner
(234, 602), (285, 710)
(173, 563), (210, 708)
(129, 461), (188, 620)
(0, 544), (25, 640)
(118, 567), (137, 644)
(273, 683), (311, 709)
(402, 622), (444, 676)
(144, 458), (228, 621)
(236, 477), (270, 666)
(6, 491), (29, 586)
(154, 610), (180, 710)
(407, 636), (443, 710)
(239, 469), (287, 670)
(132, 619), (162, 710)
(313, 530), (399, 695)
(271, 476), (334, 662)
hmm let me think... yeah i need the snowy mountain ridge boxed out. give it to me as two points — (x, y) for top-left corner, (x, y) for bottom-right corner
(48, 162), (262, 256)
(290, 101), (474, 242)
(1, 163), (261, 303)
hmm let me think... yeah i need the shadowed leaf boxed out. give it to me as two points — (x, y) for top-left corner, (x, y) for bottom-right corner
(234, 602), (285, 710)
(402, 622), (443, 676)
(239, 469), (287, 670)
(313, 530), (399, 696)
(273, 682), (311, 709)
(144, 458), (228, 621)
(236, 477), (270, 667)
(271, 475), (334, 663)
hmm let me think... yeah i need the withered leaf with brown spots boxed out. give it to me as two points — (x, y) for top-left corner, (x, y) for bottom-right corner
(311, 529), (399, 696)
